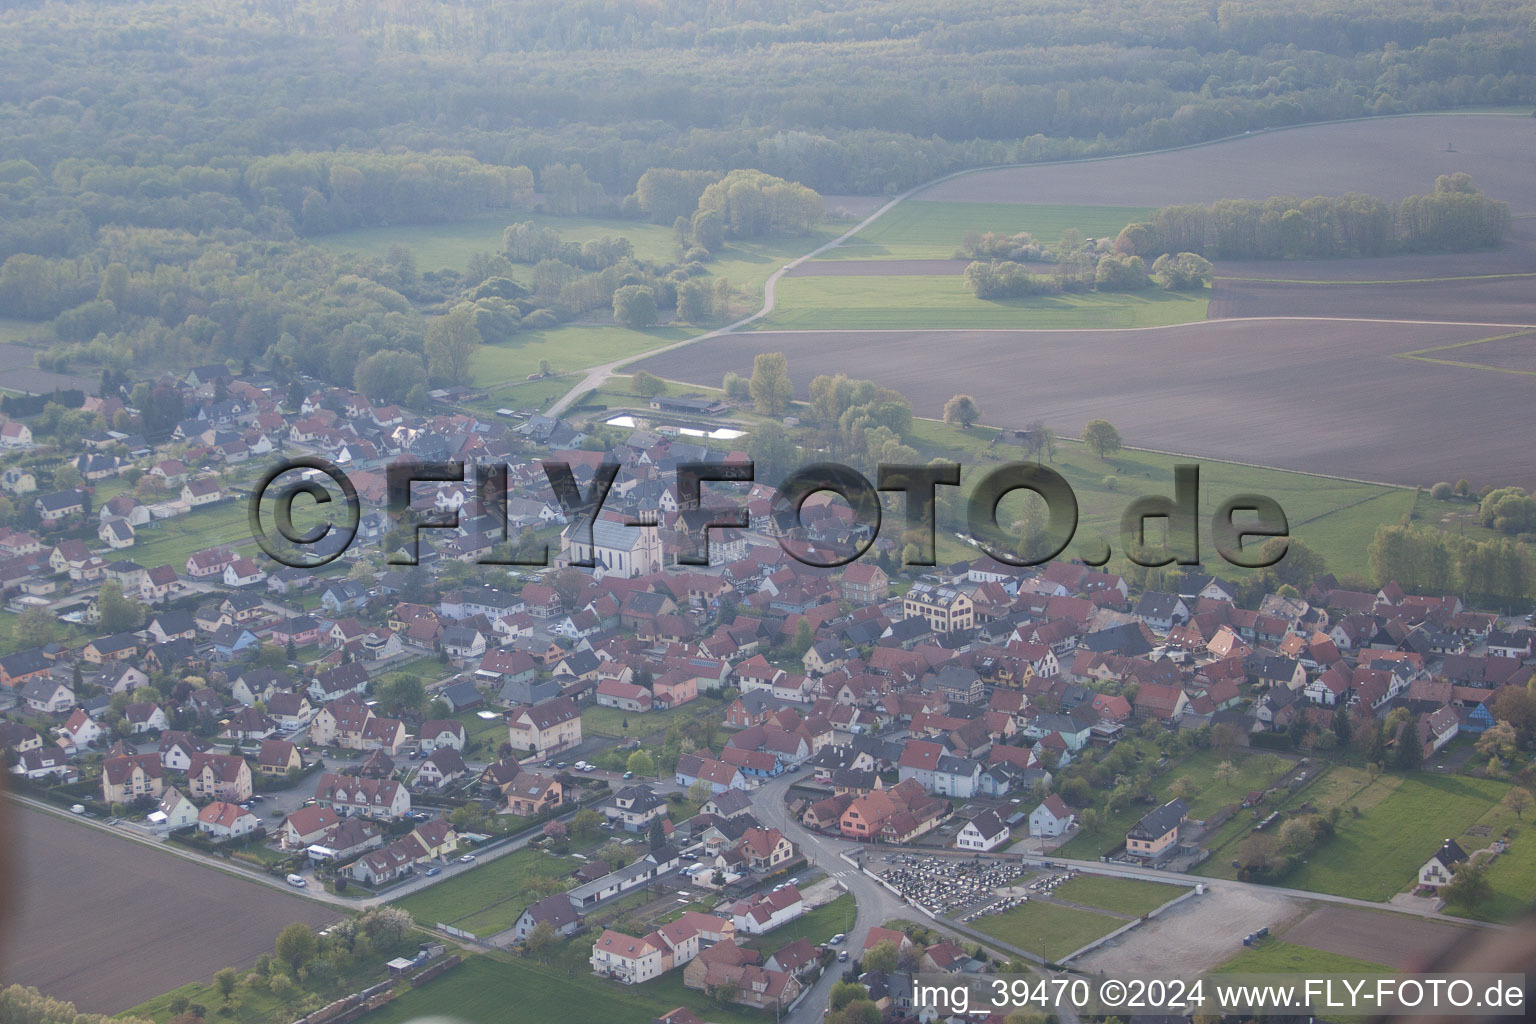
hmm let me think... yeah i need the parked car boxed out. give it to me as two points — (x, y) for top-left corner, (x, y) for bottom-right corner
(248, 794), (263, 804)
(622, 770), (634, 779)
(286, 874), (307, 888)
(70, 804), (85, 814)
(425, 866), (441, 877)
(829, 933), (844, 945)
(459, 854), (476, 864)
(556, 761), (568, 770)
(837, 950), (849, 962)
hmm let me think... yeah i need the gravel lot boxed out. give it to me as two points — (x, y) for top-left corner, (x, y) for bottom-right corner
(1076, 883), (1304, 974)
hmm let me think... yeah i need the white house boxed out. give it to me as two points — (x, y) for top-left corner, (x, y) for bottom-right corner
(590, 929), (666, 984)
(731, 885), (805, 935)
(56, 709), (104, 752)
(956, 809), (1010, 852)
(1418, 838), (1468, 890)
(197, 800), (259, 840)
(418, 719), (467, 753)
(154, 786), (200, 828)
(1028, 794), (1077, 838)
(223, 557), (267, 588)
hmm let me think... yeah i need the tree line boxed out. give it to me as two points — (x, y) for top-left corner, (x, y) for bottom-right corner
(1115, 174), (1510, 260)
(1367, 521), (1534, 605)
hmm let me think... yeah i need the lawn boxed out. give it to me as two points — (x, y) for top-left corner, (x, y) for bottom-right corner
(125, 500), (259, 569)
(964, 899), (1124, 962)
(1269, 774), (1509, 901)
(821, 201), (1153, 261)
(361, 952), (771, 1024)
(1214, 937), (1390, 974)
(1162, 749), (1290, 820)
(470, 324), (694, 386)
(1048, 875), (1186, 918)
(580, 701), (704, 740)
(1056, 749), (1293, 861)
(465, 374), (584, 417)
(1474, 824), (1536, 922)
(742, 893), (857, 951)
(761, 273), (1208, 330)
(390, 847), (576, 938)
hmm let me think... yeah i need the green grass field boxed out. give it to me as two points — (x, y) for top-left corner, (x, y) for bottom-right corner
(465, 374), (584, 416)
(581, 702), (683, 739)
(314, 213), (680, 270)
(1048, 875), (1186, 917)
(1055, 749), (1294, 861)
(313, 215), (831, 300)
(761, 274), (1208, 330)
(964, 898), (1125, 962)
(125, 500), (258, 569)
(1215, 937), (1391, 974)
(0, 316), (46, 344)
(361, 952), (770, 1024)
(471, 324), (694, 386)
(819, 201), (1152, 261)
(1264, 774), (1510, 901)
(390, 847), (576, 937)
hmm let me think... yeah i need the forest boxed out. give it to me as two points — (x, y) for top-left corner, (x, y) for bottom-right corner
(0, 0), (1530, 405)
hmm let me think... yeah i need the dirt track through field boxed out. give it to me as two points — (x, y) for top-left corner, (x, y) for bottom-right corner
(632, 317), (1536, 488)
(4, 806), (340, 1014)
(1279, 904), (1473, 969)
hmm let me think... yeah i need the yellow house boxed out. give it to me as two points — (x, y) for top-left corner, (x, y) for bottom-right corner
(1125, 798), (1188, 860)
(101, 754), (164, 805)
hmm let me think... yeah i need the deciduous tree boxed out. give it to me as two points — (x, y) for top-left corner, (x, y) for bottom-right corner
(1081, 419), (1121, 460)
(749, 351), (792, 416)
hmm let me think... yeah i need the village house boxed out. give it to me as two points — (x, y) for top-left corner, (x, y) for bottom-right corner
(956, 808), (1010, 851)
(186, 752), (254, 803)
(507, 696), (582, 757)
(314, 771), (412, 819)
(1126, 798), (1188, 861)
(198, 800), (259, 840)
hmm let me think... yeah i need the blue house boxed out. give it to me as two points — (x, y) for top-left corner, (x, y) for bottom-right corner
(320, 581), (370, 615)
(207, 624), (260, 662)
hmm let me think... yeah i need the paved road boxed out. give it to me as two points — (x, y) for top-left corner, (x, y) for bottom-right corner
(543, 186), (924, 417)
(752, 772), (910, 1024)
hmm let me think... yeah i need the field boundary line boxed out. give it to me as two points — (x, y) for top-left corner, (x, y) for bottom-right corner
(1392, 328), (1536, 375)
(726, 315), (1536, 335)
(1221, 272), (1536, 285)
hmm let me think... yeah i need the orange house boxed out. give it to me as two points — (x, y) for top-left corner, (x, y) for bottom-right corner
(653, 669), (699, 709)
